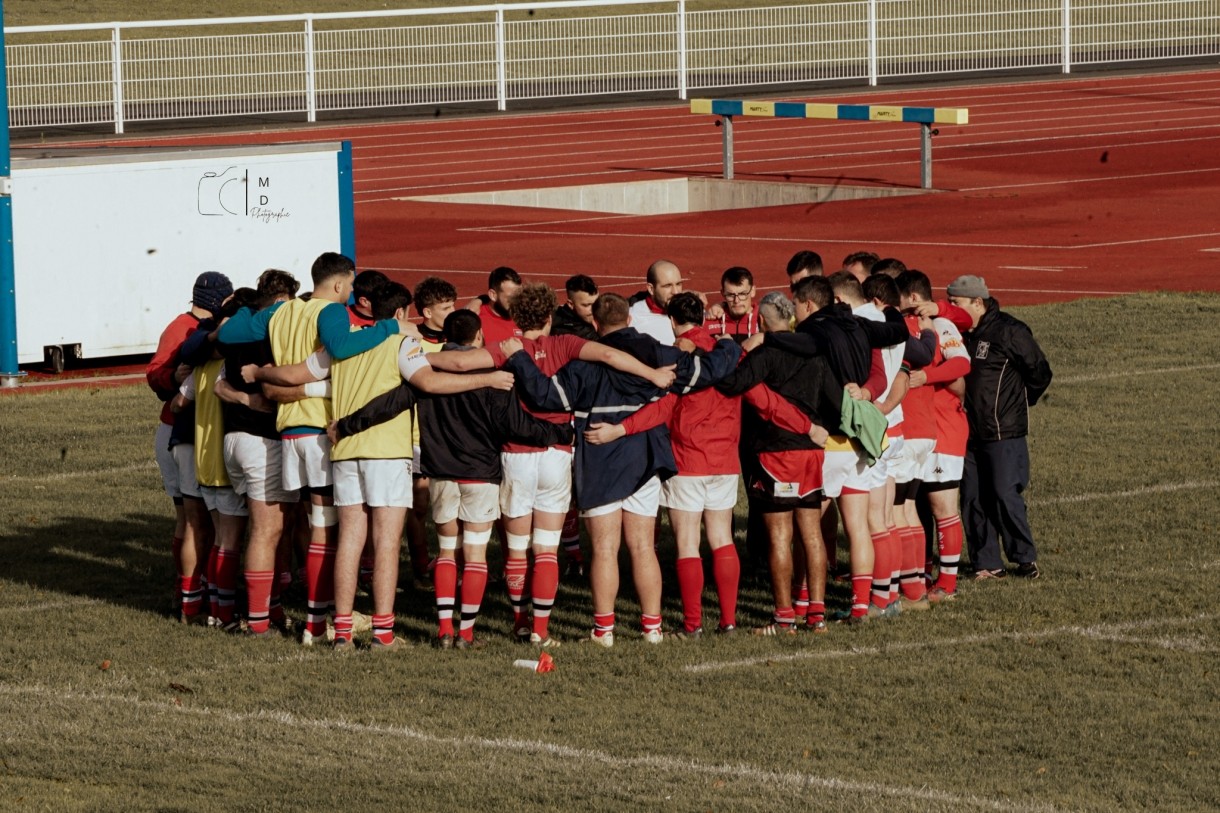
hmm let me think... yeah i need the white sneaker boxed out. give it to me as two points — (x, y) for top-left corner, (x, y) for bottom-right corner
(642, 629), (664, 645)
(530, 632), (561, 649)
(588, 630), (615, 648)
(301, 628), (327, 647)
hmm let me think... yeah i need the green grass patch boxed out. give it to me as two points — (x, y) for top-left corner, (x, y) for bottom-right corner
(1, 292), (1219, 812)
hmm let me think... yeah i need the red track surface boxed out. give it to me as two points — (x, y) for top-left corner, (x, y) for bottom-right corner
(14, 67), (1220, 386)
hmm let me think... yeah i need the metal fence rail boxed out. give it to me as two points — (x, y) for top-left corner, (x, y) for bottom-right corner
(6, 0), (1220, 133)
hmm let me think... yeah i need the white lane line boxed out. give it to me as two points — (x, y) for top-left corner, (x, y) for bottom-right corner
(685, 614), (1216, 674)
(0, 684), (1063, 813)
(1031, 481), (1220, 506)
(1, 461), (161, 480)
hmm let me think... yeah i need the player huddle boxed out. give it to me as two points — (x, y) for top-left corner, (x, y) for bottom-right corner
(147, 249), (1052, 649)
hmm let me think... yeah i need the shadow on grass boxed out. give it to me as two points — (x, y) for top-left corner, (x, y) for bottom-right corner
(0, 513), (175, 616)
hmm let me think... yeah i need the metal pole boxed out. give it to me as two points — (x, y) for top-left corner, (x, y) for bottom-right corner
(867, 0), (878, 87)
(722, 115), (734, 180)
(304, 16), (317, 122)
(920, 122), (931, 189)
(677, 0), (687, 101)
(495, 7), (507, 111)
(1061, 0), (1072, 74)
(0, 0), (23, 387)
(111, 26), (125, 134)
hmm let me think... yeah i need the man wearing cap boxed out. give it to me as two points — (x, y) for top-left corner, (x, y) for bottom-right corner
(946, 275), (1053, 580)
(147, 271), (233, 618)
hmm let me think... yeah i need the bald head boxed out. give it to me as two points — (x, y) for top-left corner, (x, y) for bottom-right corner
(645, 260), (683, 309)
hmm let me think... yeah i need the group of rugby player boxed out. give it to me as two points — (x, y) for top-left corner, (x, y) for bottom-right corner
(148, 247), (1051, 649)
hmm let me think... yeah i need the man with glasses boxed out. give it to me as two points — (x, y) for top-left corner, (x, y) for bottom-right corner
(705, 266), (760, 344)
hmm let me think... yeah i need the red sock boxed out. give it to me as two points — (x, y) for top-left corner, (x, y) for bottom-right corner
(793, 579), (810, 616)
(434, 558), (458, 637)
(774, 605), (796, 627)
(851, 575), (871, 618)
(561, 510), (584, 563)
(505, 556), (529, 631)
(206, 545), (221, 619)
(887, 527), (903, 602)
(711, 545), (740, 629)
(870, 530), (892, 609)
(245, 570), (274, 634)
(269, 568), (285, 625)
(180, 574), (204, 618)
(676, 556), (704, 633)
(304, 540), (336, 637)
(593, 611), (615, 637)
(214, 547), (240, 624)
(332, 614), (354, 643)
(372, 613), (395, 645)
(807, 600), (825, 626)
(640, 613), (662, 634)
(458, 561), (488, 642)
(531, 552), (560, 638)
(935, 515), (962, 593)
(899, 526), (927, 599)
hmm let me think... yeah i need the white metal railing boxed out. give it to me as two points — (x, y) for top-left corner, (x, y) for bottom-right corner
(6, 0), (1220, 133)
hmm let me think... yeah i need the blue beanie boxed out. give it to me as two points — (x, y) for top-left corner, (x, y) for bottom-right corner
(193, 271), (234, 316)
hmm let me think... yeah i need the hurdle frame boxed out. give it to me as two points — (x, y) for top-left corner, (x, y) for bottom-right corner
(691, 99), (968, 190)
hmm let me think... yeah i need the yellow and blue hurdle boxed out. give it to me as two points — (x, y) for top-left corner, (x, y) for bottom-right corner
(690, 99), (969, 189)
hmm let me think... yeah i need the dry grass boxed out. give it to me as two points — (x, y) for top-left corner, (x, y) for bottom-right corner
(1, 292), (1219, 812)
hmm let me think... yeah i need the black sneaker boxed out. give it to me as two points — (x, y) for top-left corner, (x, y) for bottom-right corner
(1013, 562), (1040, 579)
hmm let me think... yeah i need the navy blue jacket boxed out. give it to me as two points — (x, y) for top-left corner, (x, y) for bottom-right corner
(506, 327), (739, 511)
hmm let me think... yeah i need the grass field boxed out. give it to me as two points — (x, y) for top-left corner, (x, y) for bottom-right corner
(1, 292), (1218, 812)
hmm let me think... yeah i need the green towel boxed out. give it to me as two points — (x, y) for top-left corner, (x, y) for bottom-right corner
(839, 388), (888, 466)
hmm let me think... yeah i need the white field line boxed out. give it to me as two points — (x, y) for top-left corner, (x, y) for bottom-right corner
(1056, 362), (1220, 384)
(0, 460), (158, 484)
(1031, 480), (1220, 506)
(0, 683), (1063, 813)
(685, 614), (1217, 674)
(0, 597), (102, 614)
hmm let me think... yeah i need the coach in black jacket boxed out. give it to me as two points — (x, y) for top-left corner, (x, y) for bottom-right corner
(947, 275), (1053, 580)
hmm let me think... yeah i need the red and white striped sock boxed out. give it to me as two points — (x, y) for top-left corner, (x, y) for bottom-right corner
(180, 574), (204, 619)
(641, 613), (662, 634)
(793, 579), (810, 617)
(899, 526), (927, 600)
(244, 570), (274, 634)
(807, 600), (826, 626)
(434, 558), (458, 637)
(505, 555), (530, 632)
(851, 575), (871, 618)
(304, 540), (336, 638)
(531, 551), (560, 639)
(935, 515), (962, 593)
(458, 561), (488, 642)
(372, 613), (395, 646)
(214, 547), (240, 625)
(774, 606), (796, 628)
(870, 530), (892, 609)
(332, 614), (354, 644)
(593, 611), (615, 638)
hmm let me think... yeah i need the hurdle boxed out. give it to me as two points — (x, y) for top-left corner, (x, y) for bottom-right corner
(690, 99), (968, 190)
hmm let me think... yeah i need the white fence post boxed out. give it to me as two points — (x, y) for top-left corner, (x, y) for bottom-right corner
(867, 0), (878, 86)
(304, 16), (317, 122)
(677, 0), (687, 100)
(495, 6), (507, 111)
(110, 26), (124, 134)
(1062, 0), (1072, 74)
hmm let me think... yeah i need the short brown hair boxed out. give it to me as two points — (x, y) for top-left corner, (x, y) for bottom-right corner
(256, 268), (299, 302)
(508, 282), (558, 332)
(592, 292), (630, 328)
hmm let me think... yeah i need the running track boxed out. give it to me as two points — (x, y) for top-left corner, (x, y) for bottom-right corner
(25, 68), (1220, 309)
